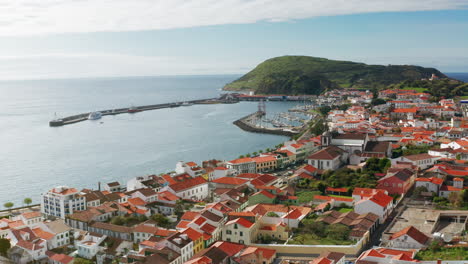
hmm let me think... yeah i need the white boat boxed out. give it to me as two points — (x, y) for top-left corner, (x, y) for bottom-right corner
(181, 101), (193, 106)
(88, 111), (102, 120)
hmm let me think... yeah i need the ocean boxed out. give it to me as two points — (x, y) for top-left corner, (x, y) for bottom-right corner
(0, 73), (467, 206)
(0, 75), (296, 206)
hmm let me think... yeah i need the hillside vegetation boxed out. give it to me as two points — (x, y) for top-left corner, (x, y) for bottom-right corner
(388, 79), (468, 100)
(223, 56), (447, 95)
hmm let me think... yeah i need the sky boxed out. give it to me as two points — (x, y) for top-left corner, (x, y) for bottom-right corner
(0, 0), (468, 80)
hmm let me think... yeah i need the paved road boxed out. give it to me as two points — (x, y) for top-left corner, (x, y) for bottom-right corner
(0, 205), (40, 218)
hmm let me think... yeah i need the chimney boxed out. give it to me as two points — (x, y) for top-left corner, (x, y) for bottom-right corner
(98, 182), (101, 191)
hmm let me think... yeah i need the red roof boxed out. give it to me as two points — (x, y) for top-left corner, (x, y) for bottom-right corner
(200, 223), (216, 234)
(229, 157), (254, 164)
(212, 241), (246, 257)
(390, 226), (429, 245)
(169, 176), (207, 192)
(415, 177), (443, 185)
(368, 192), (393, 207)
(182, 227), (203, 241)
(326, 187), (348, 193)
(240, 246), (276, 260)
(302, 165), (318, 173)
(226, 217), (254, 228)
(392, 108), (418, 113)
(314, 195), (353, 203)
(252, 156), (277, 163)
(181, 211), (200, 221)
(254, 190), (276, 199)
(212, 177), (248, 185)
(310, 257), (332, 264)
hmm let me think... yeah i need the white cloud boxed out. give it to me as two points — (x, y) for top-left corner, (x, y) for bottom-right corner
(0, 0), (467, 36)
(0, 53), (250, 80)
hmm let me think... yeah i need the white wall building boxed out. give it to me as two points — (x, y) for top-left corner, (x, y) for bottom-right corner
(41, 186), (86, 219)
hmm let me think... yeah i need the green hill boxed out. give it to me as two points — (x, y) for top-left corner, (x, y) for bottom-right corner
(223, 56), (447, 95)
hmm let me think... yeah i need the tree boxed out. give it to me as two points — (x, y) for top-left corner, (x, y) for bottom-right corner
(0, 238), (10, 256)
(174, 200), (185, 218)
(448, 192), (462, 208)
(371, 98), (386, 106)
(151, 214), (170, 228)
(23, 198), (32, 206)
(3, 202), (13, 212)
(252, 152), (258, 156)
(317, 182), (326, 194)
(110, 216), (125, 226)
(74, 258), (95, 264)
(238, 155), (245, 159)
(326, 224), (350, 240)
(413, 186), (428, 198)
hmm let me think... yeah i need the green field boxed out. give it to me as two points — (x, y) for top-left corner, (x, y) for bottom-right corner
(288, 234), (354, 245)
(399, 87), (428, 92)
(297, 191), (321, 204)
(328, 194), (352, 199)
(416, 247), (468, 260)
(337, 208), (353, 213)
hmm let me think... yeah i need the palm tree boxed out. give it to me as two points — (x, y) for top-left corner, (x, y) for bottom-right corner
(283, 201), (293, 230)
(23, 198), (32, 207)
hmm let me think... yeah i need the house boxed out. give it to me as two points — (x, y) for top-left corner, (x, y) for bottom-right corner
(244, 204), (311, 229)
(310, 252), (345, 264)
(182, 227), (204, 255)
(356, 247), (419, 264)
(350, 141), (392, 165)
(388, 226), (430, 249)
(212, 177), (249, 189)
(7, 227), (48, 263)
(103, 181), (123, 192)
(248, 190), (276, 205)
(210, 167), (230, 181)
(13, 211), (43, 226)
(227, 158), (256, 174)
(322, 133), (369, 153)
(175, 161), (205, 177)
(317, 211), (379, 240)
(377, 168), (415, 195)
(394, 153), (439, 170)
(352, 188), (388, 202)
(163, 232), (194, 263)
(252, 156), (277, 173)
(41, 186), (86, 219)
(42, 219), (73, 249)
(223, 217), (258, 245)
(165, 176), (209, 201)
(237, 246), (276, 264)
(46, 251), (74, 264)
(415, 177), (444, 193)
(354, 192), (393, 223)
(88, 222), (132, 241)
(76, 232), (106, 259)
(257, 222), (288, 242)
(307, 146), (347, 171)
(439, 178), (464, 198)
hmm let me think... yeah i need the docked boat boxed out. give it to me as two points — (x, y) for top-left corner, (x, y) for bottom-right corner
(128, 106), (141, 113)
(181, 101), (193, 106)
(88, 111), (102, 120)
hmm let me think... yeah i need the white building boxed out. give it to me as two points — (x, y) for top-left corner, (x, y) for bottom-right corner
(354, 192), (393, 224)
(41, 186), (86, 219)
(388, 226), (429, 249)
(307, 146), (347, 170)
(227, 158), (256, 174)
(175, 161), (205, 177)
(164, 232), (193, 263)
(393, 153), (439, 170)
(76, 233), (106, 259)
(165, 176), (209, 201)
(415, 177), (443, 194)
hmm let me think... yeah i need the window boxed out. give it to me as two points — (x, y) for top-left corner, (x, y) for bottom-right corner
(226, 230), (232, 235)
(234, 224), (238, 229)
(239, 231), (243, 236)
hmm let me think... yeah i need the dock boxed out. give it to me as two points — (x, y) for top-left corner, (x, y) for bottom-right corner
(49, 98), (232, 127)
(233, 111), (301, 137)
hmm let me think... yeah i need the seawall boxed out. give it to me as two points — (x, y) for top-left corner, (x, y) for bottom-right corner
(49, 98), (231, 127)
(233, 112), (299, 137)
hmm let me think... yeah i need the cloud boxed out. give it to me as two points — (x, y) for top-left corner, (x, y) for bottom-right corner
(0, 53), (249, 80)
(0, 0), (467, 36)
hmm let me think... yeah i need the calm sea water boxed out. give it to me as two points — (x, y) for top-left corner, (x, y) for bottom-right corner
(1, 73), (467, 207)
(0, 75), (297, 206)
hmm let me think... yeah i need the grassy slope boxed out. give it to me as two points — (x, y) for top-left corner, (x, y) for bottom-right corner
(224, 56), (446, 94)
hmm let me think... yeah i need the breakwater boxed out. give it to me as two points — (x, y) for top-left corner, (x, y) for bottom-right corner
(49, 98), (229, 127)
(233, 112), (299, 137)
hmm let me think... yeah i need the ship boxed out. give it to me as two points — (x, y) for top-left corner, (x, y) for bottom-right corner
(88, 111), (102, 120)
(128, 106), (141, 113)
